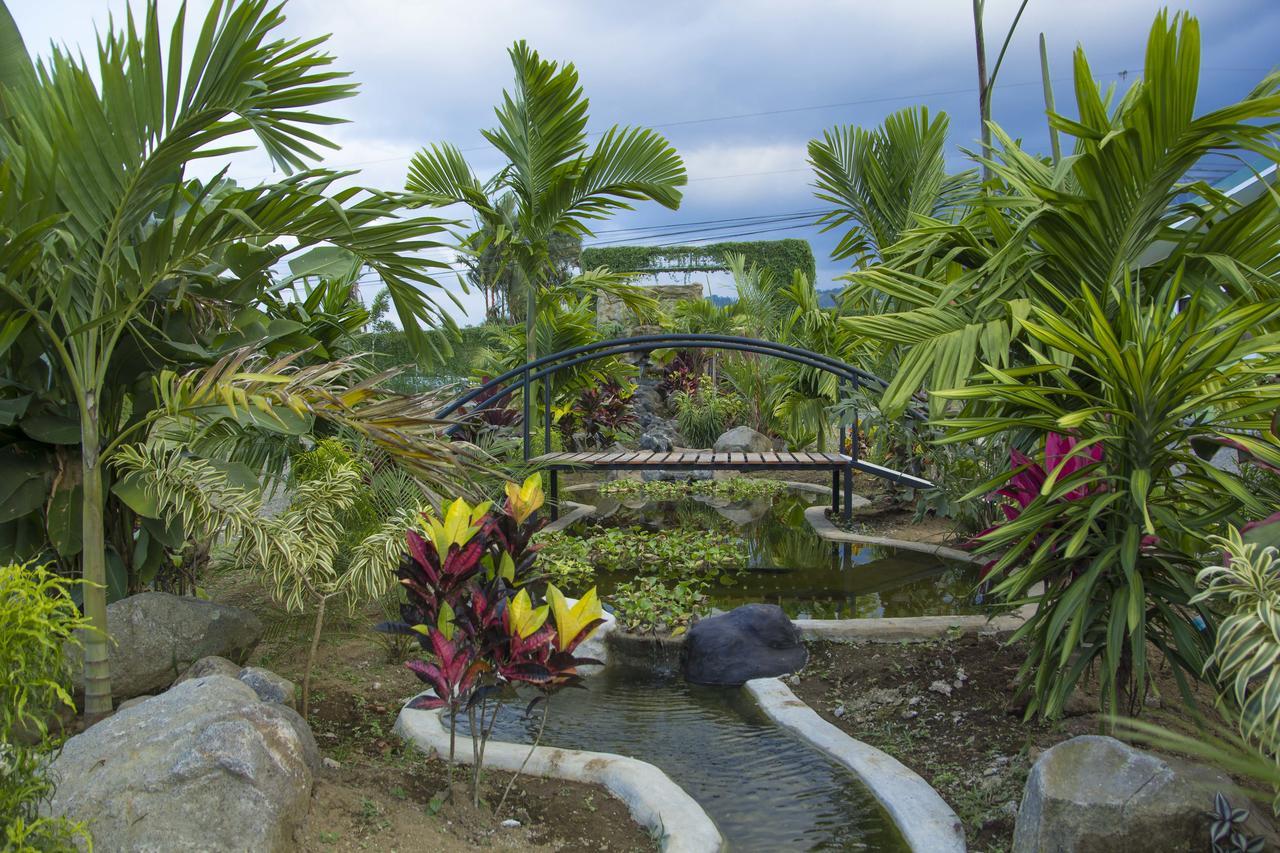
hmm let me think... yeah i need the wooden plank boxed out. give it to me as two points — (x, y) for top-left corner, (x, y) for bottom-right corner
(742, 452), (763, 465)
(695, 451), (713, 465)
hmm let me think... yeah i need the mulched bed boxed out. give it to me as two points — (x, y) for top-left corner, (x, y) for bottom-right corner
(207, 570), (657, 853)
(791, 634), (1230, 853)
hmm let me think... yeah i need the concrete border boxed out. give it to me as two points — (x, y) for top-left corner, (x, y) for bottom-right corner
(395, 706), (724, 853)
(800, 505), (1036, 642)
(541, 500), (596, 534)
(805, 505), (975, 562)
(746, 677), (965, 853)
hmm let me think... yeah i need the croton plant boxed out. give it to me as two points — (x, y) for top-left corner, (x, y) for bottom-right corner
(376, 474), (604, 799)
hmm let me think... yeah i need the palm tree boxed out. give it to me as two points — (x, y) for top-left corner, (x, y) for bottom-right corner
(0, 0), (458, 717)
(821, 13), (1280, 418)
(808, 106), (975, 282)
(406, 41), (687, 367)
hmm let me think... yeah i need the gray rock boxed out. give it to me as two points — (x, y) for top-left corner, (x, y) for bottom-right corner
(683, 604), (807, 686)
(178, 658), (295, 709)
(1013, 735), (1273, 852)
(641, 468), (713, 482)
(713, 426), (772, 453)
(47, 675), (318, 852)
(638, 430), (673, 452)
(176, 655), (244, 684)
(239, 667), (297, 709)
(70, 592), (263, 701)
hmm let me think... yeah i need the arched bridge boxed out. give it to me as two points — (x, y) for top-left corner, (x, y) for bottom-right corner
(435, 334), (932, 520)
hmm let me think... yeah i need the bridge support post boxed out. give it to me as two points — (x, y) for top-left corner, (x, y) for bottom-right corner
(843, 464), (853, 523)
(549, 469), (559, 521)
(831, 468), (840, 514)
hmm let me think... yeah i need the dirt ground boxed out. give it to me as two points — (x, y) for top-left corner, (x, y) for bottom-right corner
(791, 635), (1273, 853)
(205, 572), (656, 853)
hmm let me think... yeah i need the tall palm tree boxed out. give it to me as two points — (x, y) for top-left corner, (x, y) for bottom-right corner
(406, 41), (687, 366)
(0, 0), (458, 717)
(822, 13), (1280, 417)
(808, 106), (975, 282)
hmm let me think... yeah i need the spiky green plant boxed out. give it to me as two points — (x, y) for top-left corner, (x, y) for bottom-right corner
(942, 280), (1280, 719)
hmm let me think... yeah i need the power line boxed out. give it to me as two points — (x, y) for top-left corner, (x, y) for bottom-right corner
(589, 208), (825, 235)
(247, 66), (1156, 180)
(584, 212), (821, 247)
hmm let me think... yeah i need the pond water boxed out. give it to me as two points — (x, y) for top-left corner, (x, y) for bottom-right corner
(566, 486), (987, 619)
(477, 666), (910, 852)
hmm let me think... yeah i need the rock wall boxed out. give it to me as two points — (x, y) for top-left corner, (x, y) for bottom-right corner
(596, 283), (704, 327)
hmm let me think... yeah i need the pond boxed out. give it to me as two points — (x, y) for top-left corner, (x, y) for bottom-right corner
(476, 666), (910, 852)
(563, 485), (987, 620)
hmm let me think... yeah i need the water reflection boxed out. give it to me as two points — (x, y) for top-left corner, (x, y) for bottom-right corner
(478, 667), (910, 852)
(571, 489), (987, 619)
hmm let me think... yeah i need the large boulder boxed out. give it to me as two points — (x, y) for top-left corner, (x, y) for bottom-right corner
(683, 604), (807, 685)
(713, 426), (772, 454)
(1013, 735), (1274, 852)
(71, 592), (263, 702)
(47, 675), (318, 852)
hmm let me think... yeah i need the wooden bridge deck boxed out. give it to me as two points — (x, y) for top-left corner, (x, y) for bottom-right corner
(531, 449), (852, 470)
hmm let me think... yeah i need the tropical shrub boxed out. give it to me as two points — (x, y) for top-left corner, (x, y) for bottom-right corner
(0, 0), (458, 716)
(657, 349), (706, 398)
(822, 13), (1280, 420)
(376, 476), (604, 808)
(556, 381), (637, 450)
(1194, 531), (1280, 772)
(1118, 531), (1280, 819)
(913, 434), (1009, 535)
(0, 563), (91, 851)
(610, 577), (709, 636)
(943, 282), (1280, 718)
(113, 438), (429, 717)
(674, 376), (746, 448)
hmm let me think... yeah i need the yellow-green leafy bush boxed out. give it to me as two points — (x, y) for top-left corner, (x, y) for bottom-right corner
(0, 562), (91, 850)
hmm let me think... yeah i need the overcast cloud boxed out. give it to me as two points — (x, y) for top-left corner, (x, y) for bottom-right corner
(9, 0), (1278, 321)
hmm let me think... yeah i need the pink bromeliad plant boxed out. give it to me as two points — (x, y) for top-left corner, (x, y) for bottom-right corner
(974, 432), (1105, 577)
(376, 475), (603, 807)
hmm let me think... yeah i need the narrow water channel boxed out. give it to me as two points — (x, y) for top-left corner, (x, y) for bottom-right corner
(481, 666), (910, 851)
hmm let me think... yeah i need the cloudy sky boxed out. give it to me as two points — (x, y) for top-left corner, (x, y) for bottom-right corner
(9, 0), (1278, 322)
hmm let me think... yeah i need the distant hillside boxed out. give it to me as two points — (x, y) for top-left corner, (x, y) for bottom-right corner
(710, 288), (842, 309)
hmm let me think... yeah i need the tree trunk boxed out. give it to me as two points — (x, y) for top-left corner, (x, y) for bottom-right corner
(302, 596), (328, 719)
(79, 394), (113, 720)
(972, 0), (992, 182)
(521, 263), (536, 368)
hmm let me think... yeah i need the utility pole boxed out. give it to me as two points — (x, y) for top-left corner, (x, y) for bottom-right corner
(972, 0), (1031, 183)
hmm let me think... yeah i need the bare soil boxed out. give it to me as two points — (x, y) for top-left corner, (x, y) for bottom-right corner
(791, 635), (1262, 853)
(204, 571), (656, 853)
